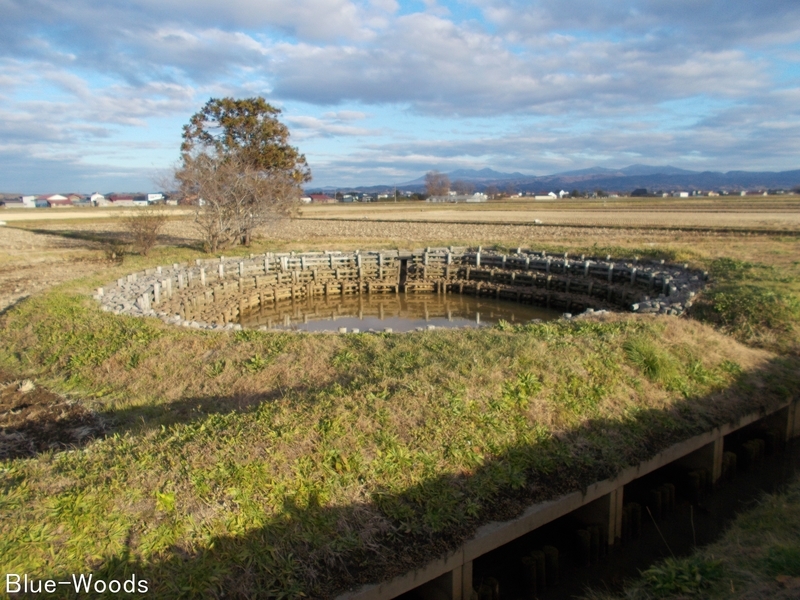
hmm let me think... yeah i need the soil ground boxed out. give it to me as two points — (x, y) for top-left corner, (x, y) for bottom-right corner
(0, 369), (105, 459)
(300, 196), (800, 231)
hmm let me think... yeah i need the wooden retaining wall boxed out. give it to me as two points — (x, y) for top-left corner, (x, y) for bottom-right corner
(97, 247), (706, 327)
(336, 398), (800, 600)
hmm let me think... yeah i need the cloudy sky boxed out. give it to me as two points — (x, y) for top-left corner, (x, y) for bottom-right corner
(2, 0), (800, 192)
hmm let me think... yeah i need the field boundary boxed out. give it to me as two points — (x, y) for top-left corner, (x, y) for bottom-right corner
(297, 217), (800, 236)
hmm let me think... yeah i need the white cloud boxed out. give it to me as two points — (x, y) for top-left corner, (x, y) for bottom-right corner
(285, 114), (380, 138)
(1, 0), (799, 190)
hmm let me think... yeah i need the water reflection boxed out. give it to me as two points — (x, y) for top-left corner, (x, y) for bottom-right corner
(239, 293), (560, 332)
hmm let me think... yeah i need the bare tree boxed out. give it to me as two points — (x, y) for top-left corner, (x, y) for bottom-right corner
(177, 153), (298, 253)
(176, 97), (310, 253)
(425, 171), (450, 197)
(451, 180), (475, 195)
(122, 207), (167, 256)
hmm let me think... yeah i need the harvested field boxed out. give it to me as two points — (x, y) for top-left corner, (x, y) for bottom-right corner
(21, 217), (800, 264)
(0, 227), (107, 312)
(300, 197), (800, 232)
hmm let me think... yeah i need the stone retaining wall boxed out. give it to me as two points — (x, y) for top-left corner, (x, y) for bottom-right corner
(95, 247), (707, 331)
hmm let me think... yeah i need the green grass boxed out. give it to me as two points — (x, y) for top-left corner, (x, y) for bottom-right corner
(1, 286), (797, 598)
(691, 257), (800, 355)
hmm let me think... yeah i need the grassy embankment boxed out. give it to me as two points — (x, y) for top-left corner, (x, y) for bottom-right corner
(0, 226), (799, 598)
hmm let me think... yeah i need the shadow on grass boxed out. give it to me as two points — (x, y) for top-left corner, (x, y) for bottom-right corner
(23, 353), (798, 599)
(24, 227), (204, 252)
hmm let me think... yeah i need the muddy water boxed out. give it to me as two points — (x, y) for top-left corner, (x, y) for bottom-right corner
(238, 293), (561, 332)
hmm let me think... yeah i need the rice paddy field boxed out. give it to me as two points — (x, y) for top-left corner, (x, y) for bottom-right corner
(1, 199), (799, 598)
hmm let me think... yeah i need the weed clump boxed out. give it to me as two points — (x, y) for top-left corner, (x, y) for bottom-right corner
(693, 257), (800, 355)
(640, 556), (723, 597)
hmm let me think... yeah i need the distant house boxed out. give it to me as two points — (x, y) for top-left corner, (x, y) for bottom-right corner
(427, 193), (487, 203)
(309, 194), (335, 203)
(107, 193), (136, 206)
(69, 194), (91, 206)
(44, 194), (73, 208)
(1, 195), (36, 208)
(534, 192), (558, 200)
(90, 193), (107, 206)
(558, 190), (569, 198)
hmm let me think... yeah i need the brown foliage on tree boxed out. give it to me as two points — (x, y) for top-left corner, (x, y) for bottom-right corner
(451, 180), (475, 195)
(425, 171), (450, 197)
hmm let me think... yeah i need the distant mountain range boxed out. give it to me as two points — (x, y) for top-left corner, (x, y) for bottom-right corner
(307, 165), (800, 194)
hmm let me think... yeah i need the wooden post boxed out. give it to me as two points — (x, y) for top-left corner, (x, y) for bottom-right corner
(677, 439), (724, 485)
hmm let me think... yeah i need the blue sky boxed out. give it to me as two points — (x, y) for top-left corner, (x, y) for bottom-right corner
(1, 0), (799, 192)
